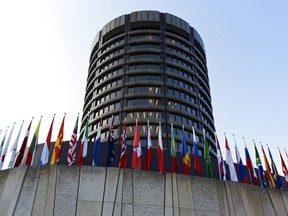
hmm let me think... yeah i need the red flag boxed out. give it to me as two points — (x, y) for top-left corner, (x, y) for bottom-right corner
(14, 118), (33, 167)
(119, 118), (127, 168)
(279, 149), (288, 186)
(132, 119), (141, 170)
(157, 122), (165, 174)
(50, 115), (65, 165)
(145, 120), (152, 171)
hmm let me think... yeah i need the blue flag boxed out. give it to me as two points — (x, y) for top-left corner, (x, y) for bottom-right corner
(93, 120), (102, 166)
(268, 147), (283, 190)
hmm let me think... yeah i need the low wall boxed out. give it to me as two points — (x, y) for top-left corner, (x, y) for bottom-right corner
(0, 166), (287, 216)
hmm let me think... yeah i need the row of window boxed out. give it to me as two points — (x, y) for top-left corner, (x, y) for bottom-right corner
(100, 47), (124, 63)
(127, 111), (162, 120)
(166, 46), (192, 61)
(130, 34), (160, 40)
(128, 64), (161, 71)
(97, 67), (123, 84)
(100, 58), (124, 72)
(130, 43), (160, 50)
(168, 100), (197, 116)
(166, 37), (191, 51)
(166, 56), (193, 70)
(166, 66), (194, 82)
(94, 89), (122, 106)
(129, 53), (160, 60)
(128, 86), (161, 94)
(101, 38), (125, 55)
(167, 77), (194, 92)
(97, 79), (123, 95)
(128, 75), (161, 82)
(167, 88), (196, 104)
(169, 113), (199, 129)
(127, 98), (160, 106)
(93, 101), (121, 119)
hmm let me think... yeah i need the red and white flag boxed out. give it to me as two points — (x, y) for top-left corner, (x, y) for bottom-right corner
(67, 115), (79, 166)
(225, 135), (238, 182)
(39, 115), (55, 166)
(132, 119), (141, 170)
(158, 122), (165, 174)
(145, 120), (152, 171)
(279, 149), (288, 186)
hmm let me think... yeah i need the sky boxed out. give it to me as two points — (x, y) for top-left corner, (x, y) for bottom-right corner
(0, 0), (287, 173)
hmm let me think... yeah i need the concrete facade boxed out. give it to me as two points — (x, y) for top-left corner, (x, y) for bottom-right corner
(0, 165), (287, 216)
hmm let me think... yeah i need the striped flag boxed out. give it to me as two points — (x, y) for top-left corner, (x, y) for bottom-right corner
(78, 115), (89, 166)
(181, 126), (190, 175)
(8, 121), (24, 168)
(203, 129), (213, 178)
(216, 135), (226, 180)
(244, 139), (258, 185)
(106, 116), (114, 166)
(119, 118), (127, 168)
(279, 149), (288, 186)
(67, 115), (79, 166)
(50, 114), (65, 165)
(145, 120), (152, 171)
(132, 119), (141, 170)
(193, 126), (201, 176)
(0, 123), (16, 169)
(225, 135), (238, 182)
(158, 122), (165, 174)
(14, 119), (33, 167)
(40, 115), (55, 166)
(261, 144), (275, 188)
(170, 123), (177, 173)
(268, 146), (282, 190)
(254, 142), (269, 188)
(234, 136), (248, 184)
(25, 117), (42, 166)
(93, 118), (102, 166)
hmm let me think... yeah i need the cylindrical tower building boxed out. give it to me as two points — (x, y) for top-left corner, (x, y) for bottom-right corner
(82, 11), (216, 159)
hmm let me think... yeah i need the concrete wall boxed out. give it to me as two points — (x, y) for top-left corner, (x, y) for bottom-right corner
(0, 166), (287, 216)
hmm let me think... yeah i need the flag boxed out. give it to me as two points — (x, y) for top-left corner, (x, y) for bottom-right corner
(106, 116), (114, 166)
(254, 143), (269, 188)
(216, 135), (226, 180)
(132, 119), (141, 170)
(279, 149), (288, 186)
(40, 116), (55, 166)
(14, 119), (33, 167)
(261, 145), (275, 188)
(170, 123), (177, 173)
(25, 117), (42, 166)
(145, 120), (152, 171)
(0, 123), (15, 169)
(268, 146), (282, 190)
(78, 116), (89, 166)
(192, 126), (201, 176)
(119, 118), (127, 168)
(0, 127), (8, 159)
(8, 121), (24, 168)
(93, 118), (102, 166)
(234, 136), (248, 184)
(181, 126), (190, 174)
(203, 129), (213, 178)
(67, 115), (79, 166)
(158, 122), (165, 174)
(244, 141), (258, 185)
(225, 135), (238, 182)
(50, 114), (65, 165)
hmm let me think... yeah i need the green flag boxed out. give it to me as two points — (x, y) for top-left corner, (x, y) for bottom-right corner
(203, 129), (213, 178)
